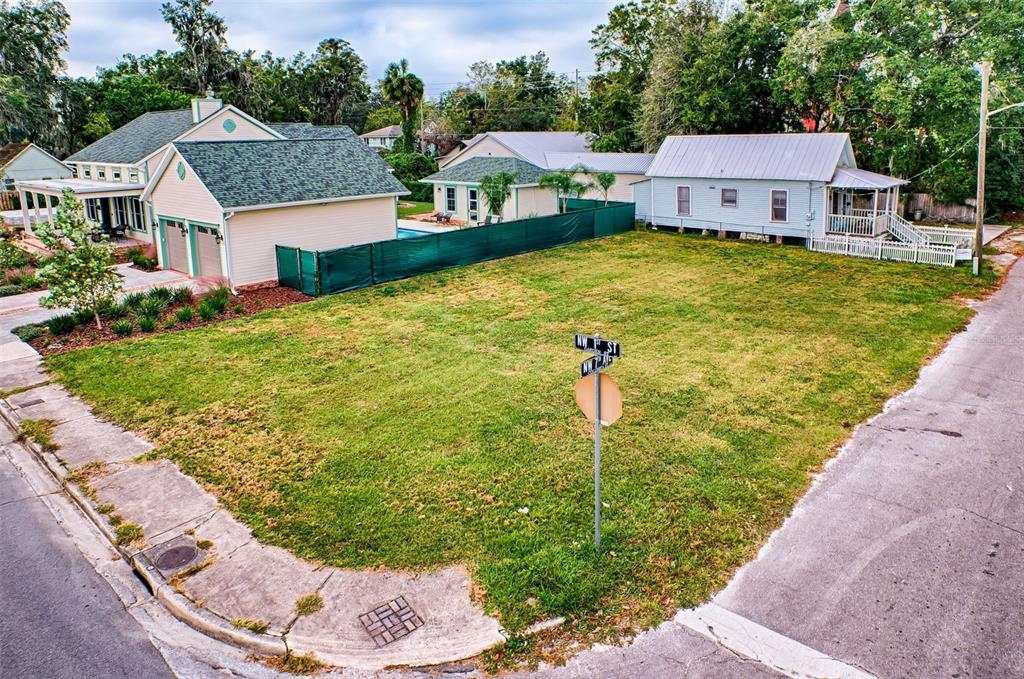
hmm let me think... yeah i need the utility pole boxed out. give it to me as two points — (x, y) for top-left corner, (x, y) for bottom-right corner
(973, 61), (990, 276)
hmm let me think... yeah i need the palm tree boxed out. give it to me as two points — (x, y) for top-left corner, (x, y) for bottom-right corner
(479, 172), (516, 220)
(380, 59), (424, 153)
(588, 171), (617, 205)
(539, 170), (593, 212)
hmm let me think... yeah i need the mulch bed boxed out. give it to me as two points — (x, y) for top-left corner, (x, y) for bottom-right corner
(28, 286), (310, 356)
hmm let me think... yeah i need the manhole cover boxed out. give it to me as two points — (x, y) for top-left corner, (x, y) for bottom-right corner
(359, 596), (424, 647)
(154, 544), (199, 570)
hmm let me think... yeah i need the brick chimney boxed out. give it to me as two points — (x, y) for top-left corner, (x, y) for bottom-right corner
(191, 90), (223, 123)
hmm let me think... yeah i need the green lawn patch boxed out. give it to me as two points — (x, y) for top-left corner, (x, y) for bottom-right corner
(45, 231), (997, 636)
(397, 200), (434, 219)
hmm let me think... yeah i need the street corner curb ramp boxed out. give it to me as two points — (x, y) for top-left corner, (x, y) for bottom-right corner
(276, 199), (637, 296)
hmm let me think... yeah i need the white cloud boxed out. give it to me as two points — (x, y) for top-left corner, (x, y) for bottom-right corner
(61, 0), (617, 94)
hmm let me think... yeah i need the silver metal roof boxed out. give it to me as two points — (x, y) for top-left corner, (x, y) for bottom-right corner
(830, 167), (907, 189)
(544, 152), (655, 174)
(464, 131), (590, 168)
(647, 133), (855, 182)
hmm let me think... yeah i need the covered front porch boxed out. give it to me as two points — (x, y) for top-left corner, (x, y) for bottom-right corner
(825, 168), (909, 238)
(13, 178), (150, 245)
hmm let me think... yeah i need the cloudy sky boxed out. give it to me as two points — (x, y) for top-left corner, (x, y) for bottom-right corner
(63, 0), (617, 98)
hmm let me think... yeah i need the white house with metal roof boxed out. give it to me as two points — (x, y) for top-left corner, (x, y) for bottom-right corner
(635, 133), (973, 266)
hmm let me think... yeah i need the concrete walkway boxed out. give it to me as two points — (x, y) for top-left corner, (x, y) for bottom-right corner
(0, 275), (505, 670)
(524, 247), (1023, 677)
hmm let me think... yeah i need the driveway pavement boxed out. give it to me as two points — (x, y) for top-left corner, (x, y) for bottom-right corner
(527, 256), (1023, 677)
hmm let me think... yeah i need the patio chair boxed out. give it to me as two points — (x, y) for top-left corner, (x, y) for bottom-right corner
(483, 215), (493, 226)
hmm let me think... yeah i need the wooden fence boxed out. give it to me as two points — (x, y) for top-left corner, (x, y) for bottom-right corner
(900, 193), (976, 224)
(0, 191), (16, 211)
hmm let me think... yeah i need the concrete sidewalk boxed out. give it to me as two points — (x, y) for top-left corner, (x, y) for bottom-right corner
(524, 244), (1023, 677)
(0, 293), (505, 670)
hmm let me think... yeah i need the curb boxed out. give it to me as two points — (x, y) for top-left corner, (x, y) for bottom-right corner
(0, 399), (289, 658)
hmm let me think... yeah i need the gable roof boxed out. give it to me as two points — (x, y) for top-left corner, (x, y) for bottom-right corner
(67, 109), (195, 164)
(269, 123), (356, 140)
(421, 156), (547, 185)
(166, 138), (408, 210)
(544, 151), (655, 174)
(0, 142), (30, 169)
(647, 133), (854, 182)
(830, 167), (907, 189)
(451, 131), (590, 168)
(360, 124), (402, 139)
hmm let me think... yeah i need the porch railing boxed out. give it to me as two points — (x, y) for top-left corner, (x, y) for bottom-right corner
(885, 211), (929, 245)
(827, 213), (877, 237)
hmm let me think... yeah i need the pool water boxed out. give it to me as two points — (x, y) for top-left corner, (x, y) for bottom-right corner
(397, 228), (431, 239)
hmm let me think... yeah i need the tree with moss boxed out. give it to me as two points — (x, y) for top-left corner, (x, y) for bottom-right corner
(33, 189), (122, 329)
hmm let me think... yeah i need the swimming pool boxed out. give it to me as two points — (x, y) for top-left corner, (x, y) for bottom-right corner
(397, 227), (431, 239)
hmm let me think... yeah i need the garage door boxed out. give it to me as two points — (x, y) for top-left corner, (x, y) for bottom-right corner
(195, 225), (222, 278)
(164, 220), (189, 273)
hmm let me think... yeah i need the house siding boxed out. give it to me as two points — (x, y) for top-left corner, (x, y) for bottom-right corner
(441, 137), (517, 168)
(178, 108), (276, 142)
(3, 146), (72, 182)
(632, 179), (652, 220)
(647, 176), (825, 238)
(228, 197), (397, 286)
(513, 186), (557, 219)
(574, 171), (641, 203)
(149, 151), (223, 225)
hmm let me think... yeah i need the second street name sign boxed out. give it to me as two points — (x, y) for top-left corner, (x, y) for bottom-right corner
(575, 334), (622, 358)
(580, 353), (614, 377)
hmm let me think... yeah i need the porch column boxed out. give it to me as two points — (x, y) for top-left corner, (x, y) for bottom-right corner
(33, 193), (42, 231)
(46, 194), (55, 228)
(871, 189), (879, 235)
(18, 189), (32, 236)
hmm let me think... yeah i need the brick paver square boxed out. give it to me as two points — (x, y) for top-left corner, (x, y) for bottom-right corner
(359, 596), (424, 647)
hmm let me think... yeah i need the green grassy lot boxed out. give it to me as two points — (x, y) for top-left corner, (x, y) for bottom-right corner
(397, 200), (434, 219)
(46, 231), (997, 635)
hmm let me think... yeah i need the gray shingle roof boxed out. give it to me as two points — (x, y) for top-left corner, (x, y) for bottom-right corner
(67, 109), (195, 164)
(172, 138), (408, 209)
(421, 156), (547, 185)
(647, 133), (855, 181)
(268, 123), (357, 140)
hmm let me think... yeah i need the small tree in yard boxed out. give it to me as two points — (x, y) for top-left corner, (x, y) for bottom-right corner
(539, 170), (593, 213)
(478, 172), (516, 220)
(588, 170), (617, 205)
(34, 189), (122, 330)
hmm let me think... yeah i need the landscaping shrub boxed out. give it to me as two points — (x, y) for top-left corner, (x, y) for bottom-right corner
(130, 251), (158, 270)
(197, 301), (217, 321)
(138, 316), (157, 333)
(12, 324), (44, 342)
(134, 296), (168, 321)
(5, 267), (34, 287)
(175, 306), (194, 323)
(203, 285), (231, 313)
(121, 291), (148, 310)
(111, 320), (133, 337)
(46, 313), (78, 336)
(0, 284), (21, 297)
(232, 303), (244, 314)
(0, 237), (29, 270)
(147, 286), (174, 305)
(97, 299), (128, 320)
(72, 307), (96, 326)
(170, 286), (194, 305)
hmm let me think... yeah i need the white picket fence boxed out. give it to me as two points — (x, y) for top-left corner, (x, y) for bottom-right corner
(808, 235), (957, 267)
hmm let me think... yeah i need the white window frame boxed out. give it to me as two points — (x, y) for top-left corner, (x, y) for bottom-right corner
(112, 168), (122, 181)
(468, 187), (480, 222)
(96, 166), (106, 180)
(721, 188), (738, 208)
(444, 186), (456, 213)
(770, 189), (789, 223)
(82, 166), (91, 178)
(128, 170), (139, 183)
(675, 185), (691, 216)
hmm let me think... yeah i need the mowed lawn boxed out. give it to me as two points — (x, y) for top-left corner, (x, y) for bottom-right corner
(46, 231), (996, 633)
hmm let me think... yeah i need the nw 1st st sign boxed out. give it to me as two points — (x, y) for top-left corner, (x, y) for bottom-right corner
(575, 334), (621, 358)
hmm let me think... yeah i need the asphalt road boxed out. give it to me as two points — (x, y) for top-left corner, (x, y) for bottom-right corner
(0, 431), (176, 679)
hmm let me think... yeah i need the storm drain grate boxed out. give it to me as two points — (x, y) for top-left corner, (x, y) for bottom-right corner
(17, 398), (45, 407)
(359, 597), (424, 647)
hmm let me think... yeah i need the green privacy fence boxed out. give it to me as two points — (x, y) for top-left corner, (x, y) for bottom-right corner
(276, 200), (635, 296)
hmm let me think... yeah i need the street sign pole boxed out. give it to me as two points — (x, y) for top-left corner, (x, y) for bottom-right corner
(593, 333), (602, 551)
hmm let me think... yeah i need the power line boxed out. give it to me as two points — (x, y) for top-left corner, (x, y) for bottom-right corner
(905, 132), (980, 181)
